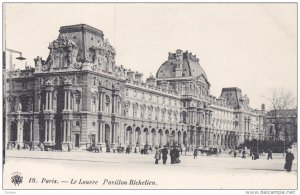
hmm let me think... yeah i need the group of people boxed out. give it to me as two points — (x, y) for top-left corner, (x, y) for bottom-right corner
(231, 147), (295, 172)
(154, 145), (181, 165)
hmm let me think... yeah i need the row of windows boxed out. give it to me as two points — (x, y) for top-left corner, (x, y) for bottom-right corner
(125, 89), (180, 106)
(214, 110), (234, 118)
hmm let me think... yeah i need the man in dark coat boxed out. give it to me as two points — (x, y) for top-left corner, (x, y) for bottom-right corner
(161, 146), (168, 164)
(170, 146), (180, 164)
(193, 148), (198, 159)
(267, 149), (272, 160)
(174, 146), (180, 163)
(285, 149), (294, 172)
(242, 150), (246, 158)
(170, 146), (176, 164)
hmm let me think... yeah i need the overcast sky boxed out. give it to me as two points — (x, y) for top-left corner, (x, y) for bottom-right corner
(4, 3), (297, 109)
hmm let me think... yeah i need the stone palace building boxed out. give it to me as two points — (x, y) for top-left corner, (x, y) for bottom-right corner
(5, 24), (265, 151)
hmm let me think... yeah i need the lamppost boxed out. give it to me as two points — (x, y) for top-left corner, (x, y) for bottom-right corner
(4, 49), (26, 154)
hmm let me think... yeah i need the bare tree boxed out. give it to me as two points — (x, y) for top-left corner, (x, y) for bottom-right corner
(266, 88), (297, 141)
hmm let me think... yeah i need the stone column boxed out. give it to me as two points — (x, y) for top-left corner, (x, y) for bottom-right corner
(68, 120), (71, 143)
(44, 120), (48, 142)
(101, 123), (105, 143)
(132, 129), (136, 146)
(64, 91), (67, 110)
(155, 132), (159, 146)
(38, 95), (41, 112)
(111, 123), (114, 144)
(97, 122), (100, 144)
(64, 121), (67, 143)
(16, 120), (24, 145)
(111, 95), (114, 114)
(204, 130), (208, 147)
(98, 92), (101, 111)
(102, 93), (105, 112)
(50, 92), (52, 110)
(30, 120), (33, 142)
(68, 91), (71, 110)
(45, 92), (48, 110)
(49, 120), (52, 143)
(160, 132), (164, 146)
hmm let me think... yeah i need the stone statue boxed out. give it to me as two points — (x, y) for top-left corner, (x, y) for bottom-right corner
(47, 33), (78, 68)
(175, 49), (183, 68)
(34, 56), (45, 70)
(17, 102), (22, 112)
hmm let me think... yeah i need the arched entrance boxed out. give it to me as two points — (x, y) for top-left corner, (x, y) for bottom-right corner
(158, 129), (163, 146)
(151, 129), (156, 147)
(144, 128), (149, 146)
(196, 131), (201, 146)
(104, 124), (110, 145)
(10, 122), (17, 142)
(165, 130), (169, 146)
(221, 134), (224, 146)
(200, 132), (205, 146)
(183, 131), (187, 146)
(23, 121), (31, 144)
(213, 134), (216, 146)
(126, 126), (133, 145)
(135, 127), (141, 146)
(170, 130), (176, 145)
(178, 131), (182, 145)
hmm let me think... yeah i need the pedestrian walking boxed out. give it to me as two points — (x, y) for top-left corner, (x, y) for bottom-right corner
(175, 146), (181, 163)
(242, 149), (246, 159)
(193, 148), (198, 159)
(126, 146), (130, 154)
(234, 150), (237, 158)
(154, 147), (161, 164)
(161, 145), (168, 164)
(170, 146), (175, 164)
(170, 146), (181, 164)
(29, 141), (33, 151)
(267, 149), (272, 160)
(284, 149), (294, 172)
(40, 142), (44, 151)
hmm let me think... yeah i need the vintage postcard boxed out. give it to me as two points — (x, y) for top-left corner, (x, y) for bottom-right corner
(1, 2), (298, 193)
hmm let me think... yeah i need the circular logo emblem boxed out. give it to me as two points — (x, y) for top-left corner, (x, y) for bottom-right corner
(11, 172), (23, 186)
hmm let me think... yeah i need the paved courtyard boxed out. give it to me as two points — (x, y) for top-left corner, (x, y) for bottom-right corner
(3, 149), (297, 189)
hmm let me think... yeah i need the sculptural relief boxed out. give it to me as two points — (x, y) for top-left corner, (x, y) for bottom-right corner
(46, 33), (78, 70)
(34, 56), (45, 71)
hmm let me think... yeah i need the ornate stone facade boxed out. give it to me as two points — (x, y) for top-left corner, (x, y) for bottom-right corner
(5, 24), (265, 151)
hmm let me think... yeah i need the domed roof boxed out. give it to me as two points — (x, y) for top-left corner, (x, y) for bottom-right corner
(156, 49), (208, 80)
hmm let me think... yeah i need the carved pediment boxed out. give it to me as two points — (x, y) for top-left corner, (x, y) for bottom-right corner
(89, 39), (116, 72)
(45, 34), (79, 70)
